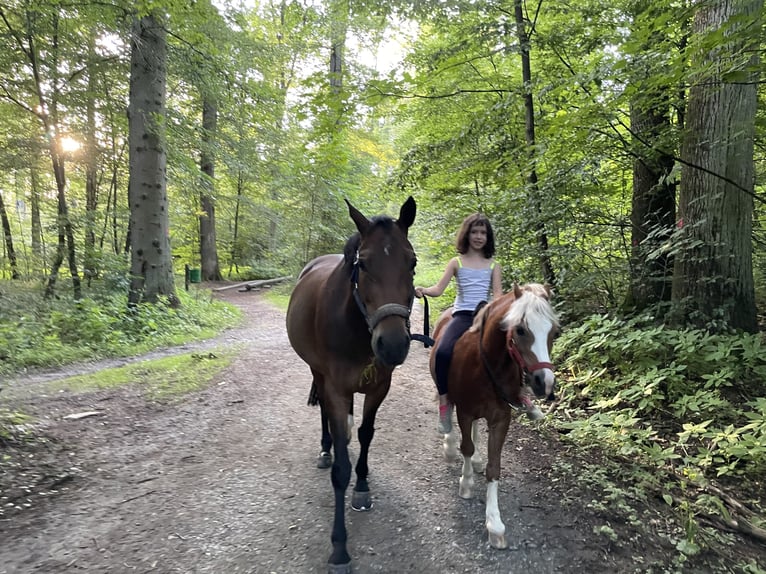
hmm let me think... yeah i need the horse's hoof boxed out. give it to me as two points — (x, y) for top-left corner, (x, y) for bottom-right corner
(351, 490), (373, 511)
(328, 561), (353, 574)
(488, 530), (508, 549)
(316, 451), (332, 469)
(458, 478), (474, 499)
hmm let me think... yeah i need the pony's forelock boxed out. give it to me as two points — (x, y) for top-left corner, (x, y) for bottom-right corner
(342, 216), (400, 266)
(501, 285), (559, 330)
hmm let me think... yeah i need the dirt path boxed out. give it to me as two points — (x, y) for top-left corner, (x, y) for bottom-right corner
(0, 286), (734, 573)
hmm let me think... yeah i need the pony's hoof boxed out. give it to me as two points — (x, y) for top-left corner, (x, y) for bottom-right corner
(526, 406), (545, 421)
(328, 561), (353, 574)
(351, 490), (373, 511)
(316, 451), (332, 469)
(488, 529), (508, 549)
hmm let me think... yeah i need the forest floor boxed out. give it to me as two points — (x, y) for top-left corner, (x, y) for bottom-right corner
(1, 283), (764, 574)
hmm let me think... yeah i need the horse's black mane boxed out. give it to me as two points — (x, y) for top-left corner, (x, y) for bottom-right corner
(342, 216), (396, 266)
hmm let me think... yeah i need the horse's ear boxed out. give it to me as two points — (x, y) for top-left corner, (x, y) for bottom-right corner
(397, 196), (416, 233)
(513, 282), (523, 299)
(345, 198), (370, 235)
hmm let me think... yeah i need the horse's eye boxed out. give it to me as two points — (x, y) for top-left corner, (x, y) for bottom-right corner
(515, 326), (526, 337)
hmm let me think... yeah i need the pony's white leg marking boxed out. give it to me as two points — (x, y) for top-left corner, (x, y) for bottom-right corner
(485, 480), (507, 549)
(347, 413), (354, 441)
(470, 421), (485, 474)
(443, 429), (459, 461)
(459, 453), (474, 499)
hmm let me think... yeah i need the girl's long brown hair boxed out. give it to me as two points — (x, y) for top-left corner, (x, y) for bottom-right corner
(456, 213), (495, 258)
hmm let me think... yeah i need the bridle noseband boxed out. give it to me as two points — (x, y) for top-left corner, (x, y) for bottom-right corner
(351, 250), (412, 333)
(479, 306), (554, 406)
(505, 329), (554, 373)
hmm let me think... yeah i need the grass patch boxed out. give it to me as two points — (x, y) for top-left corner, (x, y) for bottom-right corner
(263, 281), (293, 311)
(0, 281), (242, 378)
(49, 349), (236, 402)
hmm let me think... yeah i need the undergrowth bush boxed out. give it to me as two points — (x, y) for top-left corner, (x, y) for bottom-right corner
(554, 313), (766, 553)
(0, 282), (241, 377)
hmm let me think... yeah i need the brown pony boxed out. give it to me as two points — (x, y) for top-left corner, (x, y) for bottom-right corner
(286, 197), (417, 574)
(430, 283), (559, 549)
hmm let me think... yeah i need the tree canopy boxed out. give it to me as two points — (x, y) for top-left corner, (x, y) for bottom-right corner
(0, 0), (762, 328)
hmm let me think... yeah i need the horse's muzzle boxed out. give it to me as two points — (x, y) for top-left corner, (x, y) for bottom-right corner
(529, 368), (556, 401)
(371, 325), (411, 367)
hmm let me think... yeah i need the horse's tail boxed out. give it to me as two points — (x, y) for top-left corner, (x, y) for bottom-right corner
(307, 382), (320, 406)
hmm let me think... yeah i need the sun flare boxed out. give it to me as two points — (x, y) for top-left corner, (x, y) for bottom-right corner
(59, 136), (81, 153)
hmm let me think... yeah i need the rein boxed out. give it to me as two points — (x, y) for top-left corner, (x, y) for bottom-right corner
(410, 295), (434, 348)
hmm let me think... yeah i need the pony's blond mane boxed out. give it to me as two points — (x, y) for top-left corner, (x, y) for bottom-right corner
(502, 283), (558, 330)
(468, 303), (490, 332)
(468, 283), (558, 334)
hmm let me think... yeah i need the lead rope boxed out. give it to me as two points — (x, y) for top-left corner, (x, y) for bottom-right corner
(410, 295), (434, 348)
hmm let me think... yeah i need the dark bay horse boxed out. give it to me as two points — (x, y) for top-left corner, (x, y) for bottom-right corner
(286, 197), (417, 574)
(430, 283), (559, 549)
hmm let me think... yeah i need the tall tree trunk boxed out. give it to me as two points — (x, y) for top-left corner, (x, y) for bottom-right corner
(84, 32), (99, 284)
(672, 0), (760, 332)
(513, 0), (556, 287)
(627, 100), (676, 310)
(199, 97), (221, 281)
(37, 10), (80, 300)
(229, 168), (243, 277)
(625, 2), (677, 312)
(30, 160), (43, 262)
(329, 0), (346, 100)
(0, 191), (20, 279)
(127, 14), (178, 306)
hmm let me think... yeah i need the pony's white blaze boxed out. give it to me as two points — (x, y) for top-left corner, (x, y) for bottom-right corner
(526, 311), (556, 394)
(502, 289), (559, 396)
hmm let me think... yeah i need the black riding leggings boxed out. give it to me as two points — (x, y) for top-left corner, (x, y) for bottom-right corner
(434, 311), (474, 396)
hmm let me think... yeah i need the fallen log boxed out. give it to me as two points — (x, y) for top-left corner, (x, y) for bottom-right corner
(212, 276), (292, 292)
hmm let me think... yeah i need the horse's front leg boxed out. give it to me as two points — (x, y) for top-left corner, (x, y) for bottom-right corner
(328, 400), (354, 573)
(456, 411), (476, 499)
(470, 421), (486, 474)
(352, 376), (391, 511)
(484, 413), (511, 549)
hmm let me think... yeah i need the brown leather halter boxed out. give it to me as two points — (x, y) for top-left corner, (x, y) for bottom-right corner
(479, 308), (554, 406)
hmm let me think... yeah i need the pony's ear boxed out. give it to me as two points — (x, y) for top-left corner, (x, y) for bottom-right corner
(513, 282), (523, 299)
(345, 198), (370, 235)
(397, 196), (416, 233)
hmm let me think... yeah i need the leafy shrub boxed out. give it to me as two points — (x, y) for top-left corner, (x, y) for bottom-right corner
(555, 313), (766, 479)
(553, 314), (766, 561)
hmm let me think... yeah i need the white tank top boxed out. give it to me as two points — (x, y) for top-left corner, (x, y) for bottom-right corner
(453, 257), (494, 313)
